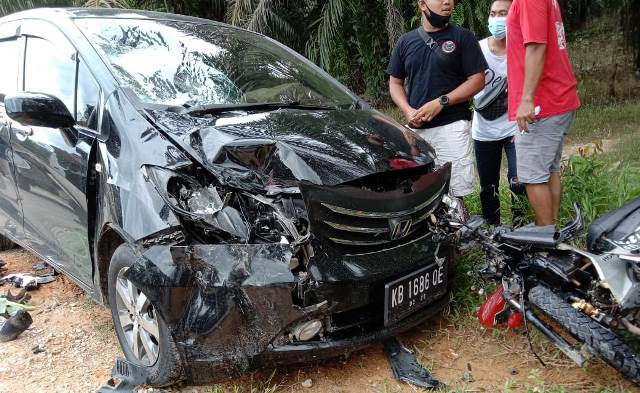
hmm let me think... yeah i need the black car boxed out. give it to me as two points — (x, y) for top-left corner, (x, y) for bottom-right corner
(0, 8), (459, 386)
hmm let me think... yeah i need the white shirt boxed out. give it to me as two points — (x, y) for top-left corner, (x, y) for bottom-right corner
(471, 38), (518, 141)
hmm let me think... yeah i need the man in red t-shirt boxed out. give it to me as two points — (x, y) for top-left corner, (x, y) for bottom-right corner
(507, 0), (580, 228)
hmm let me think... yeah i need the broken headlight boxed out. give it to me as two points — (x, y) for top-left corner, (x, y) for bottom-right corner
(143, 165), (248, 240)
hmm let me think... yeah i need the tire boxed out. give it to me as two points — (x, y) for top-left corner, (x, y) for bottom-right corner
(528, 285), (640, 385)
(0, 235), (15, 251)
(108, 244), (184, 387)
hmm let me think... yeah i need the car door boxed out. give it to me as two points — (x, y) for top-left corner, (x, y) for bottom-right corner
(9, 22), (101, 286)
(0, 23), (23, 243)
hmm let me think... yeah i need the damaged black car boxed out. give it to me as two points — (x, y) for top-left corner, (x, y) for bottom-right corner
(0, 8), (463, 386)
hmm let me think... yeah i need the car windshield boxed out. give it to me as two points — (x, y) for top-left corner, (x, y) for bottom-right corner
(75, 18), (355, 109)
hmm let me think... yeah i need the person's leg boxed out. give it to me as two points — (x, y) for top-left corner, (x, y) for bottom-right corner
(525, 183), (554, 225)
(549, 171), (562, 222)
(548, 112), (574, 223)
(474, 139), (503, 225)
(503, 137), (527, 226)
(515, 116), (565, 227)
(418, 120), (476, 198)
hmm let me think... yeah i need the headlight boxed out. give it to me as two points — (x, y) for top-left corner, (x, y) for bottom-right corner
(143, 165), (248, 240)
(442, 194), (468, 224)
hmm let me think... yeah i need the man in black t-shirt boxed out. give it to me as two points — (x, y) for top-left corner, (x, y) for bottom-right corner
(387, 0), (487, 198)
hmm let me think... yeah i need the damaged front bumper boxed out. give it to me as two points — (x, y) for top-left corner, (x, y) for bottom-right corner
(126, 230), (455, 383)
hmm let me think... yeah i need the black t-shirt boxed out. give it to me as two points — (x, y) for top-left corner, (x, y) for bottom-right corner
(387, 25), (488, 129)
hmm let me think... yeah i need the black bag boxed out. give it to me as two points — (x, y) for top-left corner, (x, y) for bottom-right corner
(474, 77), (508, 121)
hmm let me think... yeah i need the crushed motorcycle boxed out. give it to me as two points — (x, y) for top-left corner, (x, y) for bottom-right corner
(463, 197), (640, 384)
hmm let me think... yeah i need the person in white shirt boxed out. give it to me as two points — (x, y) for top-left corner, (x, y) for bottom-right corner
(471, 0), (525, 225)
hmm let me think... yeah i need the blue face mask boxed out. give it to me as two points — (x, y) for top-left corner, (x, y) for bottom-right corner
(488, 16), (507, 39)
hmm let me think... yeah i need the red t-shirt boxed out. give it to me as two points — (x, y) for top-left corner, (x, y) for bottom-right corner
(506, 0), (581, 120)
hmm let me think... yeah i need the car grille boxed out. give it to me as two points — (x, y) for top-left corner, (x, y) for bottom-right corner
(300, 163), (451, 252)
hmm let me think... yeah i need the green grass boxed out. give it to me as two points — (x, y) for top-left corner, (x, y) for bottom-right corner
(568, 100), (640, 143)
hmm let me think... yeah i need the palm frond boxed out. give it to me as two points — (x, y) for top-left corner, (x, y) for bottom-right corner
(246, 0), (296, 41)
(383, 0), (405, 51)
(227, 0), (254, 26)
(305, 0), (344, 68)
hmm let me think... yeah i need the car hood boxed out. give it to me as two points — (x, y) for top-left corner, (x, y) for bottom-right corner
(146, 108), (436, 193)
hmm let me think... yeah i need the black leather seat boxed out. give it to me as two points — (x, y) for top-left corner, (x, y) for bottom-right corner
(587, 197), (640, 252)
(498, 229), (559, 248)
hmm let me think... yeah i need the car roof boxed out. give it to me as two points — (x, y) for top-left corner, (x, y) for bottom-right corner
(0, 7), (229, 27)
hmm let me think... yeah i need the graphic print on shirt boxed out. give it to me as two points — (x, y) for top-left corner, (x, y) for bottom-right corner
(441, 40), (456, 53)
(556, 21), (567, 50)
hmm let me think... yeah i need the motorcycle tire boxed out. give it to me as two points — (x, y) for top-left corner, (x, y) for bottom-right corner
(528, 285), (640, 385)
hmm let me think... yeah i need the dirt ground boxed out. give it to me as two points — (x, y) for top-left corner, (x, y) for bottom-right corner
(0, 248), (638, 393)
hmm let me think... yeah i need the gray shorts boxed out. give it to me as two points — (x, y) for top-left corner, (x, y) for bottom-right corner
(515, 111), (574, 184)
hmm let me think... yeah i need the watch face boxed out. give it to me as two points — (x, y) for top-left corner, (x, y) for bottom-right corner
(440, 96), (448, 105)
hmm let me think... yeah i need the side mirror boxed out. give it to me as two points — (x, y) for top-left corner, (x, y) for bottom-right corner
(4, 92), (75, 129)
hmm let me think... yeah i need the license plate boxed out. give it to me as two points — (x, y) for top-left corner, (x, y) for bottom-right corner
(384, 262), (447, 326)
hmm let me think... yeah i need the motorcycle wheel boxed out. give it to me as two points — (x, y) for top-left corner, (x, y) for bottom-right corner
(528, 285), (640, 385)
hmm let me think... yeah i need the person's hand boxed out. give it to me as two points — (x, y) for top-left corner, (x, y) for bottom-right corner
(516, 98), (536, 133)
(412, 99), (443, 124)
(404, 107), (423, 128)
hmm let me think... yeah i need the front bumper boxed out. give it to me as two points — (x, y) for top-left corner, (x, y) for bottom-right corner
(126, 232), (455, 383)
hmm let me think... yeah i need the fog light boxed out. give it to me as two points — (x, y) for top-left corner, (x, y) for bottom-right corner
(292, 319), (323, 341)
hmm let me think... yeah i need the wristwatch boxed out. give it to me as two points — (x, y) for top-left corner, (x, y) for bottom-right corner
(439, 95), (449, 107)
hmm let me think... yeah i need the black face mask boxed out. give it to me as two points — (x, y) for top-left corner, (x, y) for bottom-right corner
(423, 5), (450, 28)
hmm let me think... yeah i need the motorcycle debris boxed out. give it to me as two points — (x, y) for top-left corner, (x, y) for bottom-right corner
(97, 357), (148, 393)
(383, 336), (445, 389)
(0, 309), (33, 342)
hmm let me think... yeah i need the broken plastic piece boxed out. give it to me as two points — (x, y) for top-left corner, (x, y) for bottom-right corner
(97, 357), (148, 393)
(0, 309), (33, 342)
(383, 336), (445, 389)
(477, 284), (523, 329)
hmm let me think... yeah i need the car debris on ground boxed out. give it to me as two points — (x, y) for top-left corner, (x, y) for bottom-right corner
(0, 259), (48, 343)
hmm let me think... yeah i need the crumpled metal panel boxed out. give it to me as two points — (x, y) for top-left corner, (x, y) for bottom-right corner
(147, 109), (435, 192)
(125, 243), (304, 376)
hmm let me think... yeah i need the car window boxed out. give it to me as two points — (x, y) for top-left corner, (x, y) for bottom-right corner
(76, 18), (356, 109)
(0, 39), (18, 102)
(24, 36), (100, 131)
(24, 36), (76, 115)
(76, 61), (100, 130)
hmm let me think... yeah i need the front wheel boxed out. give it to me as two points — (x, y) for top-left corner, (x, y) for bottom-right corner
(108, 244), (184, 387)
(528, 285), (640, 385)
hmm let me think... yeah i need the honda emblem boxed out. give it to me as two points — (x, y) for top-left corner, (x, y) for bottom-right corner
(389, 217), (413, 240)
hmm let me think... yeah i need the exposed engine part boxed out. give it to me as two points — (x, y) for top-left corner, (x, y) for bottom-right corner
(571, 298), (601, 318)
(242, 193), (310, 246)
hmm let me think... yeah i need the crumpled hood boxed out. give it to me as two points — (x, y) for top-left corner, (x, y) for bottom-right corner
(147, 108), (436, 192)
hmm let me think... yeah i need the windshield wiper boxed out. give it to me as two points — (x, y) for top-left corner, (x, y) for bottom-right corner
(180, 101), (338, 116)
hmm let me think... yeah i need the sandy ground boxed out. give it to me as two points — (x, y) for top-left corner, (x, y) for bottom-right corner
(0, 247), (638, 393)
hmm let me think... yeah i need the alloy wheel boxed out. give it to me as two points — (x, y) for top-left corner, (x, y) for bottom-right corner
(114, 267), (160, 366)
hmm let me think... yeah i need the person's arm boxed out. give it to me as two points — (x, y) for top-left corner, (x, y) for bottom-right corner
(412, 72), (485, 123)
(516, 43), (546, 132)
(389, 76), (422, 128)
(389, 76), (416, 120)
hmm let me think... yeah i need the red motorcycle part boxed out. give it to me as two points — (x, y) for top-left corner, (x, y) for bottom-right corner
(476, 284), (523, 329)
